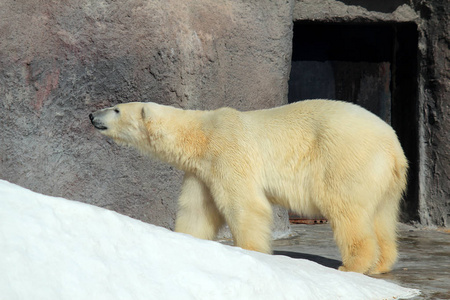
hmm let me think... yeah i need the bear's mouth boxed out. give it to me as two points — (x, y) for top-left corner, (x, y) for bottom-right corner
(89, 113), (108, 131)
(93, 123), (108, 131)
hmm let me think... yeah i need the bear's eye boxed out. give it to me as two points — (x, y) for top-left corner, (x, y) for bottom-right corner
(114, 108), (120, 114)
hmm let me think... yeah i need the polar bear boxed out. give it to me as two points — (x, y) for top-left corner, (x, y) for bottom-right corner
(89, 100), (408, 275)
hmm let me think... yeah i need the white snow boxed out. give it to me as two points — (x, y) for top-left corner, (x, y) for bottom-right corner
(0, 179), (420, 300)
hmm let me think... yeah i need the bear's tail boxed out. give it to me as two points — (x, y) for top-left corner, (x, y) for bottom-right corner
(389, 151), (409, 222)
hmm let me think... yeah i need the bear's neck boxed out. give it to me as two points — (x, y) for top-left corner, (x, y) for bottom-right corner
(147, 108), (209, 173)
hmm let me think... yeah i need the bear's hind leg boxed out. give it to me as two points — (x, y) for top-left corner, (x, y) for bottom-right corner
(371, 202), (399, 274)
(175, 173), (224, 240)
(331, 213), (380, 274)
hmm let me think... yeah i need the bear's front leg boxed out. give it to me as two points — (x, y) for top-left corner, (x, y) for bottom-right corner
(175, 172), (224, 240)
(213, 184), (274, 254)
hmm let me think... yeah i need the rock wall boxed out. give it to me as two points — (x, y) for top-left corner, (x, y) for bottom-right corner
(0, 0), (294, 233)
(413, 0), (450, 226)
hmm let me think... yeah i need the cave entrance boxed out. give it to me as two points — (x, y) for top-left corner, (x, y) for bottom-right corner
(288, 22), (419, 222)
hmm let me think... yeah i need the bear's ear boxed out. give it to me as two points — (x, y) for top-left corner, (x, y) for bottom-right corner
(141, 104), (152, 122)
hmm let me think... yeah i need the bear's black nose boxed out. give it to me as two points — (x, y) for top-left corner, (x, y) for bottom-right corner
(89, 113), (94, 122)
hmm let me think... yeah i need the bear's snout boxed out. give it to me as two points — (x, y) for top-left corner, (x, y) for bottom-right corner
(89, 112), (108, 131)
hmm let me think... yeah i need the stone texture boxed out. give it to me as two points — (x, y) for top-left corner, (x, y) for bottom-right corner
(0, 0), (294, 233)
(413, 0), (450, 226)
(293, 0), (418, 22)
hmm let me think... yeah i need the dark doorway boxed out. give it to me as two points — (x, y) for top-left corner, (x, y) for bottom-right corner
(289, 22), (419, 222)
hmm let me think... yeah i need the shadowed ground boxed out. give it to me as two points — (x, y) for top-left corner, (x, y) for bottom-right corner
(271, 223), (450, 300)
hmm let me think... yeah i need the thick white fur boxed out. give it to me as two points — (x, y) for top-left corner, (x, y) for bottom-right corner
(91, 100), (408, 274)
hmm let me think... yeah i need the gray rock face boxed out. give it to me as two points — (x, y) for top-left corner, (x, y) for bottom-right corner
(413, 0), (450, 226)
(0, 0), (294, 233)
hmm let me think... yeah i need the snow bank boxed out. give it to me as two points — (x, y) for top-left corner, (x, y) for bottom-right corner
(0, 180), (420, 300)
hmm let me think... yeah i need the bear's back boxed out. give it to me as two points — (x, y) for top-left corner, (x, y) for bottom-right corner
(246, 99), (396, 143)
(240, 99), (405, 181)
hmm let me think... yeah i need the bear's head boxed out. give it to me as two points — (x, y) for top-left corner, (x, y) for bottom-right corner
(90, 102), (205, 168)
(89, 102), (163, 150)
